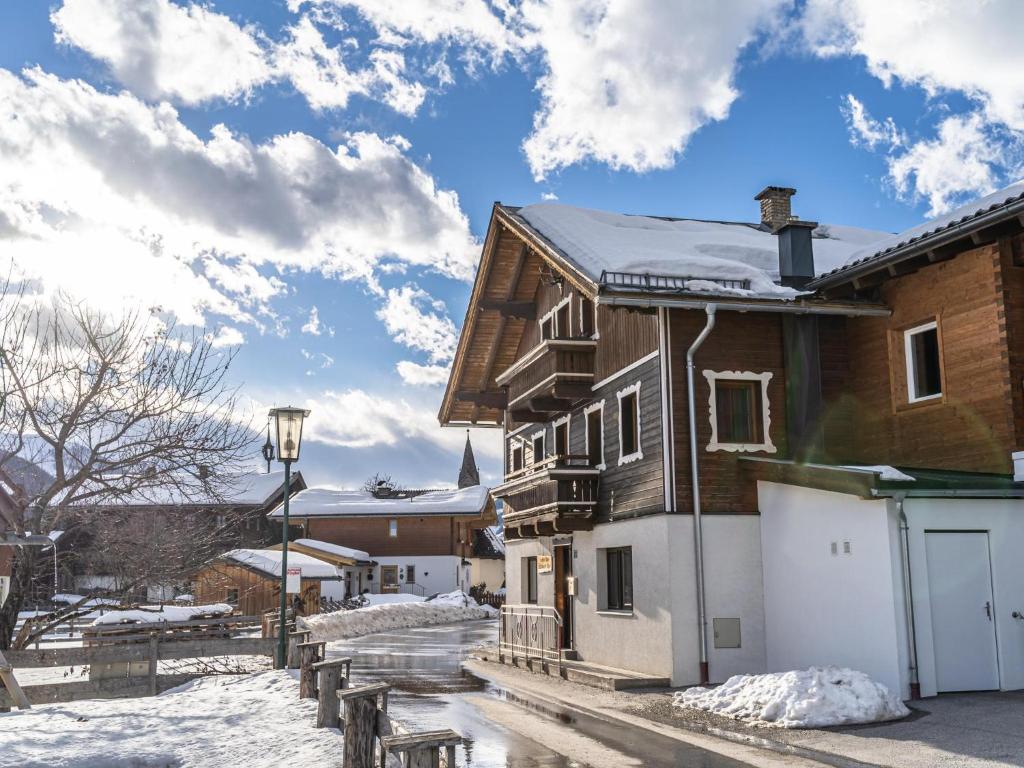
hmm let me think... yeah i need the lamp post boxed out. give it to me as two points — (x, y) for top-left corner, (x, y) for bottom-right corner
(268, 406), (310, 669)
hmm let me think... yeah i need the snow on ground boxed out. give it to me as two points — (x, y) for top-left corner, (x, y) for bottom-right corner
(91, 603), (232, 626)
(0, 670), (340, 768)
(302, 591), (496, 641)
(673, 667), (910, 728)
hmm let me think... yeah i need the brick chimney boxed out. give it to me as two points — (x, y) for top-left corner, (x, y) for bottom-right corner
(755, 186), (796, 231)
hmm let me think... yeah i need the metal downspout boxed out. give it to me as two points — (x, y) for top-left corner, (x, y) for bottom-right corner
(687, 304), (716, 685)
(896, 494), (921, 699)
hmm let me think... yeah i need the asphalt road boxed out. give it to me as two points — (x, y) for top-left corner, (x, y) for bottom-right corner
(325, 620), (753, 768)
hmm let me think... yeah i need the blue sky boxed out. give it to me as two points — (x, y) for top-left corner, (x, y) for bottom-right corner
(1, 0), (1021, 490)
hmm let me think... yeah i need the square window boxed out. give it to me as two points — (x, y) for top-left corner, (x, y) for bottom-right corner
(714, 379), (764, 444)
(525, 557), (538, 604)
(388, 519), (398, 538)
(605, 547), (633, 611)
(905, 322), (942, 402)
(226, 588), (239, 606)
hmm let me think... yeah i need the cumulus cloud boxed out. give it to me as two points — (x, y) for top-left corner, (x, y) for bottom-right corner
(0, 68), (477, 327)
(376, 285), (458, 364)
(396, 361), (452, 387)
(302, 306), (323, 335)
(841, 94), (903, 150)
(208, 326), (245, 348)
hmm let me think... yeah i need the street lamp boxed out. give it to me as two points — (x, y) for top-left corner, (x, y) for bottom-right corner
(268, 406), (309, 669)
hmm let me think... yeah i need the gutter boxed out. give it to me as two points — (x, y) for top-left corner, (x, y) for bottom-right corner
(894, 494), (922, 700)
(598, 294), (890, 317)
(687, 304), (716, 685)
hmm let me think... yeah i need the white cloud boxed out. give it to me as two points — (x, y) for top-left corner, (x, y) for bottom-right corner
(396, 361), (451, 387)
(376, 285), (458, 364)
(302, 306), (323, 335)
(841, 94), (903, 150)
(208, 326), (245, 348)
(804, 0), (1024, 130)
(52, 0), (272, 105)
(0, 68), (477, 327)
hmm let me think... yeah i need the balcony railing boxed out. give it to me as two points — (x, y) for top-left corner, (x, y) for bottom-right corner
(495, 338), (596, 422)
(495, 455), (599, 537)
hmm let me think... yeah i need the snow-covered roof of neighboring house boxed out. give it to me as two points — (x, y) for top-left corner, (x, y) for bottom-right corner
(473, 525), (505, 558)
(284, 538), (371, 564)
(220, 548), (341, 579)
(814, 179), (1024, 286)
(75, 469), (303, 509)
(510, 203), (891, 299)
(268, 485), (491, 519)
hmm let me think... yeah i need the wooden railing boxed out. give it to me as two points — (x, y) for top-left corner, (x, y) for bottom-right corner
(497, 455), (600, 526)
(497, 339), (596, 409)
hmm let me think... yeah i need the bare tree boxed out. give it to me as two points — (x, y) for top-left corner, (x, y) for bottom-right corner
(0, 291), (253, 647)
(362, 472), (402, 495)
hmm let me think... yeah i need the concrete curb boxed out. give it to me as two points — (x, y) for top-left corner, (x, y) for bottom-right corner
(467, 657), (884, 768)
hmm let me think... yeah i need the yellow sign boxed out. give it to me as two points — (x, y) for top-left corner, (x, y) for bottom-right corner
(537, 555), (553, 574)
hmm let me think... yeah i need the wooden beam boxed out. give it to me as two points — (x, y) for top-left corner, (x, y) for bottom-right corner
(479, 300), (536, 320)
(456, 391), (507, 409)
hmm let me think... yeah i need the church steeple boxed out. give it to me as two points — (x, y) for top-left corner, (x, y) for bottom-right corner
(457, 430), (480, 488)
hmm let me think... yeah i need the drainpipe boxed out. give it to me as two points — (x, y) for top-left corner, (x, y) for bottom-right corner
(687, 304), (716, 685)
(896, 494), (921, 700)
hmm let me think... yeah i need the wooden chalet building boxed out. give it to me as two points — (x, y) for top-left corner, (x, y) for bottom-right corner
(442, 182), (1024, 699)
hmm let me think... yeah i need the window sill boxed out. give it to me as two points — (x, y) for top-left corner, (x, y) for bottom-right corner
(705, 441), (776, 454)
(596, 609), (634, 617)
(618, 450), (644, 466)
(899, 393), (944, 412)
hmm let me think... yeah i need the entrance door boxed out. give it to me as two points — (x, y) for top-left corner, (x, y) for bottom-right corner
(925, 531), (1000, 692)
(380, 565), (399, 594)
(553, 544), (573, 649)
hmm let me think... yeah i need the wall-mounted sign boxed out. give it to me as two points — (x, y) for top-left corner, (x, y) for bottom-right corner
(286, 566), (302, 594)
(537, 555), (553, 574)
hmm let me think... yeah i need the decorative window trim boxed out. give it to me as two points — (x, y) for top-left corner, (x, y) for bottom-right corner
(903, 320), (942, 404)
(616, 381), (643, 466)
(530, 429), (546, 463)
(508, 438), (525, 474)
(552, 413), (571, 457)
(538, 295), (572, 338)
(583, 400), (606, 470)
(579, 296), (599, 339)
(703, 370), (776, 454)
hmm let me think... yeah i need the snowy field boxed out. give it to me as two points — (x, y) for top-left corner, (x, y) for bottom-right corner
(0, 671), (341, 768)
(302, 590), (496, 642)
(673, 667), (910, 728)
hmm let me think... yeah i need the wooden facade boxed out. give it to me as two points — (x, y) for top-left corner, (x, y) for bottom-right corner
(301, 515), (480, 560)
(192, 561), (321, 616)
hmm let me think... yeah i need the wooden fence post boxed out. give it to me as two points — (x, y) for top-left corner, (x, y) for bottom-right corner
(288, 629), (311, 669)
(311, 657), (352, 728)
(380, 730), (462, 768)
(147, 635), (159, 696)
(0, 650), (30, 710)
(298, 640), (326, 699)
(338, 683), (389, 768)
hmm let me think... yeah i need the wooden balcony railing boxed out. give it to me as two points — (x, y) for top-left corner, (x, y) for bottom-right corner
(494, 455), (599, 537)
(495, 339), (596, 422)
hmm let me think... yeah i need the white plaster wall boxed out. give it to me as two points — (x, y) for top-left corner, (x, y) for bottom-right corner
(470, 558), (506, 592)
(758, 481), (905, 697)
(371, 555), (464, 596)
(702, 515), (768, 681)
(904, 498), (1024, 696)
(504, 538), (554, 606)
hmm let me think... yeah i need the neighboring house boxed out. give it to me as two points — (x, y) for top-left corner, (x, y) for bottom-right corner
(440, 183), (1024, 699)
(64, 469), (307, 600)
(470, 526), (505, 592)
(268, 436), (497, 596)
(192, 548), (336, 615)
(267, 538), (374, 601)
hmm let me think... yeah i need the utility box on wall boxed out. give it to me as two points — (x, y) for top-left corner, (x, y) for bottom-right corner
(713, 618), (742, 649)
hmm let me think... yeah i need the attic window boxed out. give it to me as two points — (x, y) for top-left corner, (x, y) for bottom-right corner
(556, 300), (571, 337)
(905, 321), (942, 403)
(510, 443), (524, 473)
(580, 297), (596, 337)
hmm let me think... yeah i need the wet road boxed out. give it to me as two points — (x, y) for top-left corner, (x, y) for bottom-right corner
(324, 621), (753, 768)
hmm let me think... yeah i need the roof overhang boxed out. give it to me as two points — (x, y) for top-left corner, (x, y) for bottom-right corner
(598, 293), (890, 317)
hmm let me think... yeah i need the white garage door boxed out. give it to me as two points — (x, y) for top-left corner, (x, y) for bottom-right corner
(924, 531), (999, 692)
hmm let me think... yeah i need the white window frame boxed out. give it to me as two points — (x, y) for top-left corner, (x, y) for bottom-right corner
(904, 321), (942, 404)
(579, 296), (598, 339)
(530, 429), (546, 464)
(508, 438), (525, 474)
(388, 518), (398, 537)
(583, 400), (606, 470)
(538, 295), (572, 339)
(703, 370), (776, 454)
(616, 381), (643, 466)
(552, 414), (571, 458)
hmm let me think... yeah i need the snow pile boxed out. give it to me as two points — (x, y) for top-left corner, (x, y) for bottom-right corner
(302, 591), (495, 641)
(0, 671), (341, 767)
(363, 593), (424, 606)
(673, 667), (910, 729)
(91, 603), (232, 626)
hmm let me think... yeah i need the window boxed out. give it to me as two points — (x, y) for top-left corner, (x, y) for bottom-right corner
(406, 565), (415, 584)
(388, 519), (398, 538)
(525, 557), (538, 603)
(556, 300), (571, 337)
(553, 416), (569, 457)
(905, 321), (942, 402)
(617, 382), (642, 465)
(531, 431), (545, 464)
(226, 588), (239, 606)
(511, 443), (524, 473)
(605, 547), (633, 612)
(541, 316), (554, 340)
(715, 379), (763, 444)
(580, 297), (596, 337)
(585, 402), (604, 468)
(703, 371), (776, 453)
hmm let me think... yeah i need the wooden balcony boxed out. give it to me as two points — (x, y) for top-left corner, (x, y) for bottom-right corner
(494, 338), (597, 422)
(495, 456), (600, 538)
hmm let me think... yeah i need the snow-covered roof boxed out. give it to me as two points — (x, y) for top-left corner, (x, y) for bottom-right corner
(513, 203), (890, 299)
(268, 485), (491, 519)
(817, 179), (1024, 284)
(221, 548), (342, 579)
(291, 538), (371, 563)
(76, 469), (299, 509)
